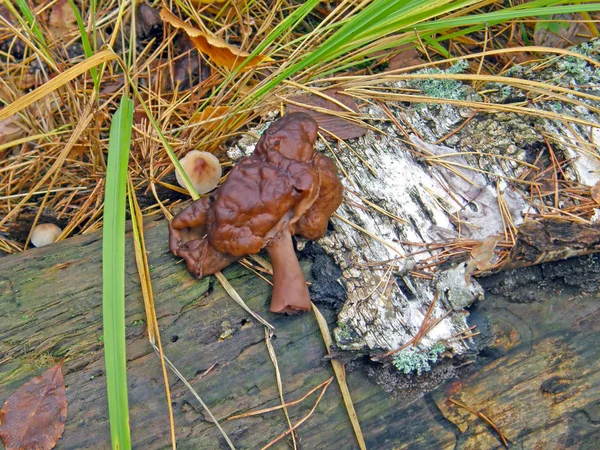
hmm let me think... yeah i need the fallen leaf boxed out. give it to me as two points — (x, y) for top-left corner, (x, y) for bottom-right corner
(0, 116), (25, 146)
(465, 235), (503, 282)
(286, 89), (367, 140)
(136, 3), (163, 41)
(0, 363), (67, 450)
(170, 36), (211, 91)
(534, 14), (584, 49)
(191, 105), (248, 131)
(384, 45), (425, 71)
(470, 235), (503, 271)
(592, 180), (600, 204)
(160, 8), (271, 71)
(48, 0), (77, 37)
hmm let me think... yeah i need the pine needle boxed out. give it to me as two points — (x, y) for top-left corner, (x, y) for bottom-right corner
(264, 329), (297, 450)
(214, 271), (275, 331)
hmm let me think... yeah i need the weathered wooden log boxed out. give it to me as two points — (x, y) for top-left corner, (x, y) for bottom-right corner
(1, 217), (599, 448)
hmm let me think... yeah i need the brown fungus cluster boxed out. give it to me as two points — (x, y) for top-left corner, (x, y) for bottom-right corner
(169, 112), (343, 314)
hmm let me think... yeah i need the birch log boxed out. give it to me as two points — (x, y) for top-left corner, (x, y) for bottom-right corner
(231, 40), (600, 361)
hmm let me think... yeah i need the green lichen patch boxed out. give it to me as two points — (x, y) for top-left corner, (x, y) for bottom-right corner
(392, 342), (446, 375)
(408, 60), (474, 102)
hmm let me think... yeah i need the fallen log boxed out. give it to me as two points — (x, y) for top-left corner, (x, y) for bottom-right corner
(1, 218), (599, 448)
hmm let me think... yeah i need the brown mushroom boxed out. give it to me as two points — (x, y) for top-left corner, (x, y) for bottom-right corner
(169, 112), (343, 314)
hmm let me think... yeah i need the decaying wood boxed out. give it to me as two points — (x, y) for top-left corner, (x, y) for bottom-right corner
(1, 219), (598, 448)
(1, 219), (381, 449)
(504, 218), (600, 269)
(433, 254), (600, 448)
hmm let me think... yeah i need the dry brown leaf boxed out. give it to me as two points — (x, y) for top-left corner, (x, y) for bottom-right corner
(0, 116), (25, 146)
(48, 0), (77, 36)
(384, 45), (425, 71)
(465, 235), (503, 281)
(160, 8), (271, 71)
(471, 235), (503, 271)
(287, 89), (367, 140)
(0, 363), (67, 450)
(136, 3), (162, 39)
(534, 14), (584, 49)
(191, 105), (248, 131)
(591, 180), (600, 204)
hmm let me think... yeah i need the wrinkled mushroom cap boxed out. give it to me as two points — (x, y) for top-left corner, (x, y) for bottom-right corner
(294, 153), (344, 240)
(254, 112), (318, 162)
(31, 223), (62, 247)
(176, 150), (222, 194)
(169, 112), (343, 311)
(207, 157), (319, 257)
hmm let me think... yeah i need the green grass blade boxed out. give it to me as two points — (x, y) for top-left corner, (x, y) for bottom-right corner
(5, 0), (56, 68)
(414, 3), (600, 32)
(12, 0), (47, 47)
(67, 0), (98, 88)
(103, 95), (134, 450)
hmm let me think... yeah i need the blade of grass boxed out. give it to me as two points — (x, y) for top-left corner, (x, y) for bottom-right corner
(214, 272), (275, 330)
(0, 49), (116, 121)
(311, 303), (366, 450)
(149, 343), (236, 450)
(127, 177), (177, 450)
(265, 329), (297, 450)
(416, 2), (600, 34)
(6, 0), (56, 69)
(103, 95), (134, 450)
(67, 0), (99, 89)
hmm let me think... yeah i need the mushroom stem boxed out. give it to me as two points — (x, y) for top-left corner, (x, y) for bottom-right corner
(266, 227), (311, 314)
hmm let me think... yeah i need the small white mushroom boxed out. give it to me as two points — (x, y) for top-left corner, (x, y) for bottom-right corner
(31, 223), (62, 247)
(175, 150), (222, 195)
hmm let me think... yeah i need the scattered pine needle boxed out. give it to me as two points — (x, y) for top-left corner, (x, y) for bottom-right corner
(228, 377), (334, 421)
(260, 377), (333, 450)
(264, 329), (297, 450)
(214, 271), (275, 331)
(448, 398), (509, 448)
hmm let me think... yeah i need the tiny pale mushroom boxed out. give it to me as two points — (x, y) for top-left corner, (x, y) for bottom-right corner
(175, 150), (222, 194)
(31, 223), (62, 247)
